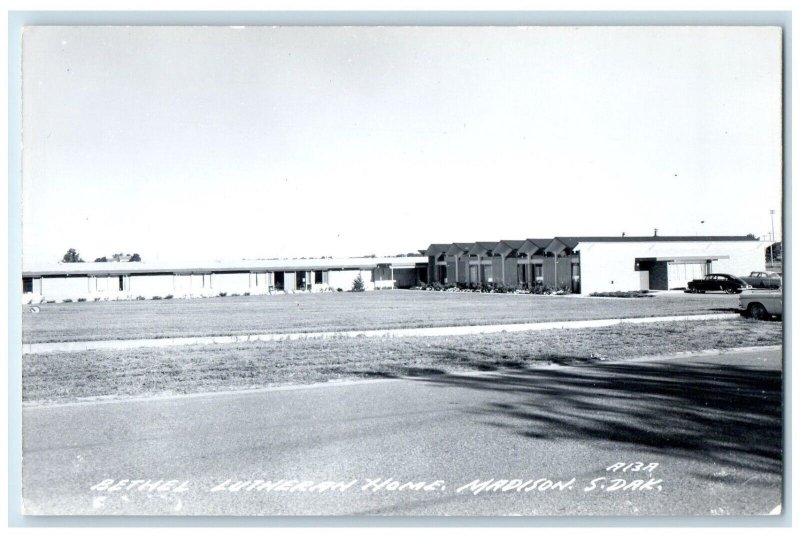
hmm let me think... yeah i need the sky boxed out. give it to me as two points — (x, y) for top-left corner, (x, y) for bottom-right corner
(21, 26), (783, 265)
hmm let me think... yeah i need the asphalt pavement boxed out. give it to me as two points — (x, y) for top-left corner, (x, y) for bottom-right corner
(21, 348), (783, 517)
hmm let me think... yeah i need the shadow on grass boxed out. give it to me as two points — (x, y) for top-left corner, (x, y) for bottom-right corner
(364, 355), (783, 477)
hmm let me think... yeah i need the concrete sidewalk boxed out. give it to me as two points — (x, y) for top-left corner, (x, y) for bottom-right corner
(23, 312), (740, 354)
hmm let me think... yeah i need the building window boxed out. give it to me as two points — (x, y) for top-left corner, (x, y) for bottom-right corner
(23, 277), (33, 293)
(274, 271), (285, 290)
(534, 264), (543, 282)
(314, 270), (323, 284)
(483, 265), (493, 283)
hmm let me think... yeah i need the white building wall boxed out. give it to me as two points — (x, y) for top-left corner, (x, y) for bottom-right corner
(210, 273), (251, 294)
(283, 272), (297, 292)
(171, 273), (212, 296)
(129, 274), (175, 298)
(40, 276), (91, 300)
(249, 272), (270, 293)
(327, 269), (375, 291)
(577, 241), (768, 295)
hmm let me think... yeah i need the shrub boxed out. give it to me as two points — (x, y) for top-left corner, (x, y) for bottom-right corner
(337, 288), (343, 292)
(468, 282), (493, 293)
(152, 296), (163, 300)
(243, 292), (250, 296)
(492, 283), (517, 293)
(218, 292), (228, 297)
(351, 274), (365, 292)
(531, 283), (550, 295)
(136, 295), (146, 301)
(63, 298), (73, 303)
(590, 290), (653, 298)
(77, 298), (87, 302)
(164, 294), (174, 299)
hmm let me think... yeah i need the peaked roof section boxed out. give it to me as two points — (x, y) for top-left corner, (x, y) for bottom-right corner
(424, 243), (452, 257)
(519, 238), (553, 256)
(493, 240), (527, 256)
(467, 242), (498, 256)
(446, 243), (473, 256)
(546, 235), (759, 254)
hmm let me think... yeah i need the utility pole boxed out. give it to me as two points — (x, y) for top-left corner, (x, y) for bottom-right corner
(769, 209), (776, 265)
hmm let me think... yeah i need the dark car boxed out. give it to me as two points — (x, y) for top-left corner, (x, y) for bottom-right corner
(686, 273), (751, 294)
(741, 271), (782, 289)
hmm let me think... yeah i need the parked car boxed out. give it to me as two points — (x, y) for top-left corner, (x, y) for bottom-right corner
(740, 271), (782, 289)
(739, 288), (782, 320)
(686, 273), (751, 294)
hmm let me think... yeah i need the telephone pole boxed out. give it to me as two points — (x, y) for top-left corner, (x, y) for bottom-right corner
(769, 209), (776, 264)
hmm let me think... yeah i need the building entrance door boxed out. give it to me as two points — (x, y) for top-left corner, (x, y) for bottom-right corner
(667, 262), (707, 290)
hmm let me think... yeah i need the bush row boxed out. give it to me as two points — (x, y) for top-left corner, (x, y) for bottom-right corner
(413, 282), (572, 295)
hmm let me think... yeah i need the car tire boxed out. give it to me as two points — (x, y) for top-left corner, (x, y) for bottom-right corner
(747, 302), (769, 321)
(724, 287), (737, 294)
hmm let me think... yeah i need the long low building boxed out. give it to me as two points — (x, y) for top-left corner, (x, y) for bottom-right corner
(425, 235), (768, 294)
(22, 256), (428, 302)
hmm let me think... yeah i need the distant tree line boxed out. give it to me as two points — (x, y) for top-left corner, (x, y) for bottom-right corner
(61, 249), (141, 263)
(61, 248), (84, 263)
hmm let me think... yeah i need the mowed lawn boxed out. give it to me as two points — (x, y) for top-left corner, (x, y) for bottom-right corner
(21, 290), (740, 344)
(23, 318), (782, 404)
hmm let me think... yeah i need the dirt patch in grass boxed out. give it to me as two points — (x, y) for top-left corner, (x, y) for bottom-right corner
(22, 318), (782, 405)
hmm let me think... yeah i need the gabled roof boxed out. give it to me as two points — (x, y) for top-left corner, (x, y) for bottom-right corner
(467, 242), (498, 256)
(519, 238), (552, 256)
(493, 240), (526, 256)
(446, 243), (473, 256)
(424, 244), (452, 256)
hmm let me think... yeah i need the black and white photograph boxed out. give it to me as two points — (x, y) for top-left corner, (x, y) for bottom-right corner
(17, 23), (784, 518)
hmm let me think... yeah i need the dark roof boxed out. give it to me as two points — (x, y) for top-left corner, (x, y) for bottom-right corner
(493, 240), (527, 256)
(424, 244), (452, 256)
(518, 238), (552, 255)
(497, 240), (526, 250)
(445, 243), (473, 255)
(523, 238), (552, 248)
(468, 242), (499, 255)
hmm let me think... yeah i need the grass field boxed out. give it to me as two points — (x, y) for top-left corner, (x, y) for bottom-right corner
(21, 289), (740, 344)
(22, 318), (781, 404)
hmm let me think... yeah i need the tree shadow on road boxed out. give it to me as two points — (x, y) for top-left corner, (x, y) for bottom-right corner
(399, 356), (783, 478)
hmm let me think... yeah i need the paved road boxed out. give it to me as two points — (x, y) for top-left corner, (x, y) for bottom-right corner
(22, 348), (783, 517)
